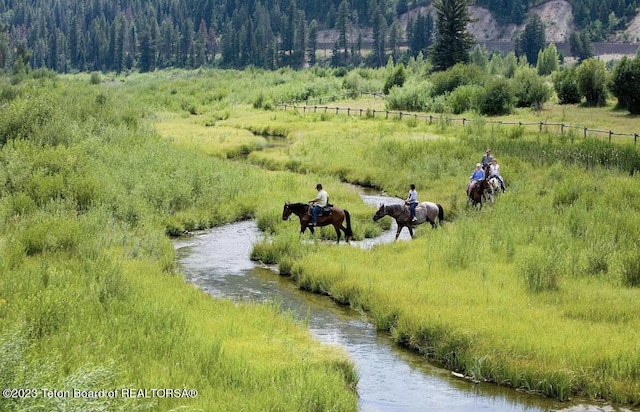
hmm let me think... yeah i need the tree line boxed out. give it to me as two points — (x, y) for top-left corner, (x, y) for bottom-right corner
(0, 0), (638, 73)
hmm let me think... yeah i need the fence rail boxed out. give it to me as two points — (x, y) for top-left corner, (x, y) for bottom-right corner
(277, 102), (640, 145)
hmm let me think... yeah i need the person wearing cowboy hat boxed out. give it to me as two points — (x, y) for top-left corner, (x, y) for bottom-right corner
(309, 183), (329, 226)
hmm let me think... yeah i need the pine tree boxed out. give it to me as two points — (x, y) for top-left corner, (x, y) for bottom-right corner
(515, 15), (545, 66)
(307, 19), (318, 66)
(429, 0), (476, 72)
(336, 0), (350, 59)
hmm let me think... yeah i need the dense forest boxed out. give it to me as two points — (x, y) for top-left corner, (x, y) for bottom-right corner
(0, 0), (638, 73)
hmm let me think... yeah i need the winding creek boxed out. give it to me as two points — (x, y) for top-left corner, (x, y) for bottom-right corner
(174, 193), (632, 412)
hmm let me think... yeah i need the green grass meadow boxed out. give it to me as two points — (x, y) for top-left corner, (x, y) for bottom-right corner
(2, 66), (640, 409)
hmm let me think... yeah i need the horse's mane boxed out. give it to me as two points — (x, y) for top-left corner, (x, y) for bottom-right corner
(287, 202), (308, 211)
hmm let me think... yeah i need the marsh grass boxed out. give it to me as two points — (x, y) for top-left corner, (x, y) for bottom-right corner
(0, 73), (359, 411)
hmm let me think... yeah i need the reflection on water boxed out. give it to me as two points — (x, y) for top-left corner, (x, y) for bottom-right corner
(174, 209), (634, 412)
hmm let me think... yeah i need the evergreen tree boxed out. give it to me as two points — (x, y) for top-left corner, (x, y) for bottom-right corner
(569, 31), (595, 62)
(336, 0), (350, 59)
(515, 15), (545, 67)
(371, 6), (387, 67)
(138, 26), (155, 72)
(388, 20), (401, 63)
(307, 19), (318, 66)
(0, 23), (8, 70)
(429, 0), (476, 72)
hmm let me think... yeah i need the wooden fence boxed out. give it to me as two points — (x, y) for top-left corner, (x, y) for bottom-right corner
(277, 97), (640, 145)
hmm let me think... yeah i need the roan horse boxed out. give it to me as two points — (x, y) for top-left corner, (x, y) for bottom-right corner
(372, 201), (444, 240)
(282, 202), (353, 243)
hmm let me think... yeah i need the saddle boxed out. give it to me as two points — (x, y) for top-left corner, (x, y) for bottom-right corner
(308, 204), (333, 216)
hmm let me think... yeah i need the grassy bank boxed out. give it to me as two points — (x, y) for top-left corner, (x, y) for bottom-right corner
(0, 73), (358, 410)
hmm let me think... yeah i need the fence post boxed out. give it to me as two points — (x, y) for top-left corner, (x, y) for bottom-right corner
(336, 107), (339, 114)
(584, 127), (587, 139)
(636, 134), (638, 145)
(609, 131), (613, 143)
(399, 112), (403, 120)
(360, 109), (363, 116)
(429, 115), (433, 124)
(314, 106), (317, 113)
(386, 111), (389, 119)
(347, 108), (350, 115)
(303, 106), (306, 113)
(561, 123), (564, 134)
(539, 121), (543, 132)
(462, 118), (466, 126)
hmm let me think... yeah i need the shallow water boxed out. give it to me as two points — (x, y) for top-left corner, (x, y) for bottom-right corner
(174, 195), (634, 412)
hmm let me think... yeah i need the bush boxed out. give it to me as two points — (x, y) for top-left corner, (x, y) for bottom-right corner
(89, 72), (102, 85)
(430, 63), (484, 97)
(447, 84), (483, 114)
(553, 68), (582, 105)
(385, 80), (434, 111)
(478, 77), (515, 116)
(383, 65), (406, 95)
(576, 59), (608, 107)
(512, 67), (551, 110)
(608, 56), (640, 114)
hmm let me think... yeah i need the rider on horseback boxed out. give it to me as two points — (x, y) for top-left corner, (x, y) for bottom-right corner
(405, 183), (419, 222)
(467, 163), (485, 197)
(489, 158), (506, 192)
(309, 183), (329, 226)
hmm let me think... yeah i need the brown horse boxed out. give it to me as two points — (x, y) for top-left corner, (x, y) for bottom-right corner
(468, 165), (492, 209)
(282, 202), (353, 243)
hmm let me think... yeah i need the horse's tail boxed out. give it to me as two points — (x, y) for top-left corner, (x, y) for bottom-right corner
(437, 203), (444, 224)
(344, 209), (353, 240)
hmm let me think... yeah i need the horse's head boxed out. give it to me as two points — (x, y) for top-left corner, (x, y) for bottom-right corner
(373, 204), (386, 221)
(282, 202), (292, 220)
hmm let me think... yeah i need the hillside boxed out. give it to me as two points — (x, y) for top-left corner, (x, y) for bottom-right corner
(319, 0), (639, 60)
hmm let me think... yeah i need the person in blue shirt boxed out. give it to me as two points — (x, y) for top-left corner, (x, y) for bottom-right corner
(467, 163), (485, 196)
(405, 184), (418, 222)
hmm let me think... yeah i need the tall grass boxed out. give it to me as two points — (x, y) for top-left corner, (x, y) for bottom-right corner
(5, 66), (640, 407)
(0, 73), (359, 411)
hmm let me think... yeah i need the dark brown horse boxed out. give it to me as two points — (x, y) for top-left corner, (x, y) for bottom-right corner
(282, 202), (353, 243)
(468, 165), (492, 209)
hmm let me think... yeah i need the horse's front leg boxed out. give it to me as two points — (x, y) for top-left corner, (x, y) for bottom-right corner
(395, 225), (403, 241)
(408, 227), (414, 238)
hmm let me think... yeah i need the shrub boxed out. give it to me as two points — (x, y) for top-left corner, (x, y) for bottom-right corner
(576, 58), (608, 107)
(430, 63), (484, 97)
(608, 56), (640, 114)
(383, 65), (406, 95)
(89, 72), (102, 85)
(447, 85), (483, 114)
(478, 77), (515, 116)
(553, 68), (582, 105)
(512, 67), (551, 110)
(385, 80), (433, 112)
